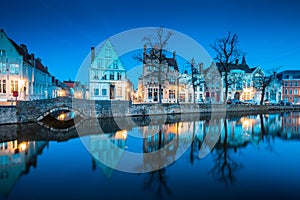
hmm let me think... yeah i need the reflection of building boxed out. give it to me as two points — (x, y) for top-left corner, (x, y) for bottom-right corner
(0, 29), (54, 101)
(89, 39), (132, 101)
(278, 70), (300, 104)
(89, 130), (127, 178)
(137, 46), (179, 103)
(0, 140), (48, 197)
(281, 112), (300, 138)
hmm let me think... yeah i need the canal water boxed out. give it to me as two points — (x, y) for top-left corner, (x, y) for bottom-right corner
(0, 112), (300, 200)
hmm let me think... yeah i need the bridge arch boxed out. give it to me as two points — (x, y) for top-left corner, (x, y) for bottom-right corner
(36, 106), (85, 121)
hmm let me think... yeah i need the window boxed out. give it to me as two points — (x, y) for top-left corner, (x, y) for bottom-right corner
(94, 88), (99, 96)
(153, 65), (158, 71)
(294, 89), (298, 95)
(102, 89), (107, 96)
(295, 82), (298, 87)
(10, 80), (18, 93)
(284, 81), (288, 86)
(116, 87), (122, 96)
(290, 81), (293, 86)
(179, 94), (185, 102)
(148, 88), (153, 99)
(113, 60), (118, 69)
(110, 72), (114, 80)
(9, 64), (19, 74)
(0, 80), (6, 93)
(0, 63), (6, 74)
(105, 49), (111, 58)
(169, 90), (175, 99)
(147, 65), (152, 71)
(0, 50), (5, 56)
(285, 89), (288, 95)
(117, 73), (122, 80)
(290, 89), (293, 94)
(102, 74), (107, 80)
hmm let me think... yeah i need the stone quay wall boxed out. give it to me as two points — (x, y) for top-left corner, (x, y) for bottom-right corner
(0, 97), (300, 125)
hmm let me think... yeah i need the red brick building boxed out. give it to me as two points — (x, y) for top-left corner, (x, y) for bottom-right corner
(279, 70), (300, 104)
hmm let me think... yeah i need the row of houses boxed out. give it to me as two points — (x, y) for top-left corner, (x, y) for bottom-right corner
(0, 29), (87, 102)
(88, 38), (300, 104)
(1, 28), (299, 104)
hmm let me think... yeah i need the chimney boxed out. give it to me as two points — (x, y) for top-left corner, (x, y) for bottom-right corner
(199, 63), (203, 74)
(235, 59), (239, 65)
(20, 44), (28, 54)
(91, 47), (95, 63)
(173, 51), (176, 60)
(30, 53), (35, 66)
(45, 66), (48, 71)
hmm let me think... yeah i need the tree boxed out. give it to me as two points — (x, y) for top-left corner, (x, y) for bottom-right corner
(254, 67), (281, 105)
(140, 27), (174, 103)
(211, 32), (241, 103)
(190, 58), (204, 104)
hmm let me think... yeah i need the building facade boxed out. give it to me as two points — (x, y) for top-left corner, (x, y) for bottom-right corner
(89, 39), (132, 101)
(0, 29), (53, 101)
(137, 45), (179, 103)
(279, 70), (300, 104)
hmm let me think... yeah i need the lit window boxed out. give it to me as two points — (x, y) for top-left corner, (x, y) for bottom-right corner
(0, 80), (6, 93)
(116, 87), (122, 96)
(10, 80), (18, 93)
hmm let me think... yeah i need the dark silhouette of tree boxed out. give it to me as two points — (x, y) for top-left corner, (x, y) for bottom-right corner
(211, 32), (241, 103)
(189, 58), (203, 104)
(134, 27), (174, 103)
(256, 68), (281, 105)
(209, 119), (242, 186)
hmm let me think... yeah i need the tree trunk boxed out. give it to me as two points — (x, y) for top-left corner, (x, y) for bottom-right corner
(260, 85), (265, 105)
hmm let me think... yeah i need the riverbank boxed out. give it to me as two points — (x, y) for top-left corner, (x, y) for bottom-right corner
(1, 102), (300, 125)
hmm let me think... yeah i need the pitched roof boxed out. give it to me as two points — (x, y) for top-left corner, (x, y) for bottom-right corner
(8, 38), (50, 74)
(216, 62), (252, 73)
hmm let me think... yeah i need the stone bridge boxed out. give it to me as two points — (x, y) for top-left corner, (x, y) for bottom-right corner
(17, 97), (131, 123)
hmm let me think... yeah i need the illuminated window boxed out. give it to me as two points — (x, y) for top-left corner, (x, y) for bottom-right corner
(116, 87), (122, 96)
(169, 90), (175, 99)
(0, 80), (6, 93)
(10, 80), (18, 93)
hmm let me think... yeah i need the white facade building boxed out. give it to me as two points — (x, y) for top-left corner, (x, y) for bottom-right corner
(89, 39), (131, 100)
(0, 29), (53, 101)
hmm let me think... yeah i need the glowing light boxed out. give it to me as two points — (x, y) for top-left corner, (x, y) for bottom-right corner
(114, 130), (128, 140)
(57, 113), (67, 121)
(18, 142), (27, 151)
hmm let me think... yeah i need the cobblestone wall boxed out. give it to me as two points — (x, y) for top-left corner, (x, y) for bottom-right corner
(0, 106), (18, 124)
(1, 97), (300, 125)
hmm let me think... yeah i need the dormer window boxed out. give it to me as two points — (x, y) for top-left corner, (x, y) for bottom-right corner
(0, 50), (5, 56)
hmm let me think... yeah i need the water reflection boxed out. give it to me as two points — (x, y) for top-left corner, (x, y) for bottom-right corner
(0, 140), (48, 197)
(0, 112), (300, 199)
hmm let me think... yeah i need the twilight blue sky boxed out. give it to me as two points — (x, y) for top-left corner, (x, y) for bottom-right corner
(1, 0), (300, 82)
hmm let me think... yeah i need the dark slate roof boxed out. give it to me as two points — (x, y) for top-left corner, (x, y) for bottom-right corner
(216, 62), (252, 73)
(278, 70), (300, 79)
(9, 39), (32, 65)
(165, 58), (178, 71)
(9, 38), (50, 75)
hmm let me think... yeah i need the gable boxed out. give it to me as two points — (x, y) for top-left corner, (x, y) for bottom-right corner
(90, 39), (126, 71)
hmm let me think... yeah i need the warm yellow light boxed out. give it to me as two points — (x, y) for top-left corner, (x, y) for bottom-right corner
(18, 142), (27, 151)
(114, 130), (128, 140)
(57, 113), (66, 121)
